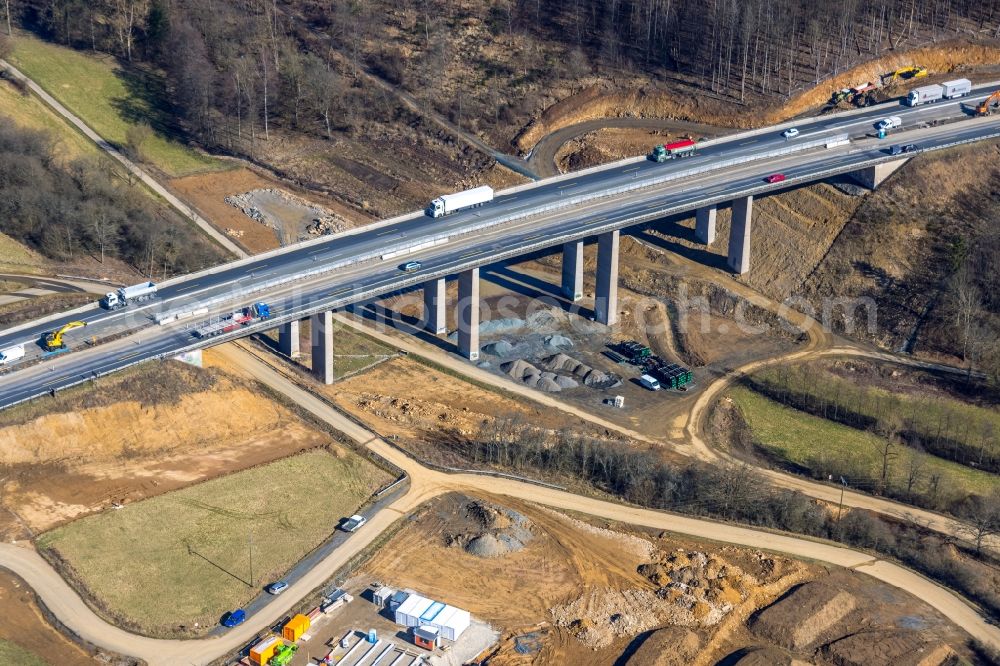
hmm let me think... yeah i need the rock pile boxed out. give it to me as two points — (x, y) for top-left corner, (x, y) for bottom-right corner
(446, 500), (535, 559)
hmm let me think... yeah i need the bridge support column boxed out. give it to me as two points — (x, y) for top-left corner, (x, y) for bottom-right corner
(457, 268), (480, 361)
(423, 278), (447, 335)
(595, 230), (620, 326)
(850, 158), (909, 189)
(695, 204), (717, 245)
(278, 320), (300, 357)
(561, 240), (584, 301)
(310, 310), (334, 385)
(727, 195), (753, 275)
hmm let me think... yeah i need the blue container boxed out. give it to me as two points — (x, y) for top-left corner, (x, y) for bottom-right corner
(368, 629), (377, 643)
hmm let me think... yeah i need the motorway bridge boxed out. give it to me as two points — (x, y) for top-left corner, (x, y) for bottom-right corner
(1, 84), (999, 407)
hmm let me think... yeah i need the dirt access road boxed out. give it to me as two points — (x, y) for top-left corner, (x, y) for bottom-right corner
(527, 117), (729, 177)
(0, 341), (996, 666)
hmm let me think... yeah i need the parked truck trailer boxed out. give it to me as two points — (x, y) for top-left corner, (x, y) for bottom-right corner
(942, 78), (972, 99)
(101, 281), (157, 310)
(426, 185), (493, 218)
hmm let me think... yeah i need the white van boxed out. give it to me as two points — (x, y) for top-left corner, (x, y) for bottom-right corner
(0, 344), (25, 365)
(876, 116), (902, 130)
(639, 374), (661, 391)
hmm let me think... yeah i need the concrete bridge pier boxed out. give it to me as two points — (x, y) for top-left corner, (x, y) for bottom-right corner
(727, 195), (753, 275)
(695, 204), (717, 244)
(595, 230), (620, 326)
(424, 277), (447, 335)
(310, 310), (334, 384)
(851, 158), (909, 189)
(561, 240), (584, 301)
(457, 267), (480, 361)
(278, 320), (300, 357)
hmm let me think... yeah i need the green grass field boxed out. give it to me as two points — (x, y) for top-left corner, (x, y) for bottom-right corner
(0, 76), (99, 162)
(748, 365), (1000, 468)
(8, 33), (228, 178)
(0, 640), (47, 666)
(730, 386), (1000, 498)
(38, 449), (392, 636)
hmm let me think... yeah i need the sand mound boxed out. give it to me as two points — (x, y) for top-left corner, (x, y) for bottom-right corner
(501, 358), (576, 392)
(544, 334), (574, 349)
(822, 630), (955, 666)
(751, 582), (857, 651)
(626, 627), (701, 666)
(466, 533), (508, 558)
(540, 353), (619, 387)
(502, 359), (540, 380)
(452, 500), (535, 559)
(554, 376), (579, 389)
(483, 340), (514, 356)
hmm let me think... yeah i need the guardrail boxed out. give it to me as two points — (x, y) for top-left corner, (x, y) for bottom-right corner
(5, 124), (1000, 410)
(150, 133), (849, 328)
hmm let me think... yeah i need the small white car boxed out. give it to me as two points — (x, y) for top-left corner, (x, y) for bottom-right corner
(341, 515), (367, 532)
(781, 128), (800, 139)
(265, 581), (288, 595)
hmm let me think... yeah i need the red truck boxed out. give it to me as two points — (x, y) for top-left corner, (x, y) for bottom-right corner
(649, 139), (697, 162)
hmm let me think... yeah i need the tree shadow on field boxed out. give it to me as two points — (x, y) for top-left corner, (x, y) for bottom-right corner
(109, 62), (186, 148)
(186, 543), (252, 588)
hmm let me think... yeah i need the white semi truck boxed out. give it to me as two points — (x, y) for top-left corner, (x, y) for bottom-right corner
(101, 281), (157, 310)
(906, 78), (972, 106)
(426, 185), (493, 218)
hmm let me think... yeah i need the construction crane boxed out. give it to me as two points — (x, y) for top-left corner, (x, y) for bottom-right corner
(881, 65), (927, 85)
(976, 91), (1000, 116)
(43, 321), (87, 351)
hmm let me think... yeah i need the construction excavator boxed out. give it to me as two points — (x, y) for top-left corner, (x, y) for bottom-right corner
(976, 90), (1000, 116)
(881, 65), (927, 86)
(43, 321), (87, 351)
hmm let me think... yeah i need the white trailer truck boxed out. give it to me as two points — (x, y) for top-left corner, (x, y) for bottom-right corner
(426, 185), (494, 218)
(0, 344), (24, 365)
(101, 281), (157, 310)
(942, 78), (972, 99)
(906, 84), (944, 106)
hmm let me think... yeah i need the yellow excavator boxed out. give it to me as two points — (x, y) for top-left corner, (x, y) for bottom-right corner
(881, 65), (927, 86)
(43, 321), (87, 351)
(976, 90), (1000, 116)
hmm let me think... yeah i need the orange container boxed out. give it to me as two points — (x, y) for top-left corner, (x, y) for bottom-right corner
(282, 614), (311, 642)
(249, 636), (281, 665)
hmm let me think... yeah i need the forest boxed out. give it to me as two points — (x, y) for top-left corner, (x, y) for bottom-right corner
(8, 0), (1000, 153)
(0, 120), (223, 274)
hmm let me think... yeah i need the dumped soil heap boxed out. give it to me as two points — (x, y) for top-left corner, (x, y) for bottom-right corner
(750, 582), (857, 651)
(225, 188), (348, 240)
(499, 353), (621, 393)
(551, 549), (750, 649)
(445, 499), (534, 558)
(625, 626), (701, 666)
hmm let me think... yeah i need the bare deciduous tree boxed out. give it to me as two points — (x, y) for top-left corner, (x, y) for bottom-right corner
(958, 490), (1000, 556)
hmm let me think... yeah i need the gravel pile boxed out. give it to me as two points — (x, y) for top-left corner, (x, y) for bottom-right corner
(455, 501), (535, 559)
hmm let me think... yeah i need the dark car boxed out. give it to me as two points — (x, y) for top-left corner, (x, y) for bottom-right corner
(221, 609), (246, 627)
(765, 173), (786, 184)
(890, 143), (918, 156)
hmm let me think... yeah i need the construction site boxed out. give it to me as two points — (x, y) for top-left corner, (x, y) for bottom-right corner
(0, 3), (1000, 665)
